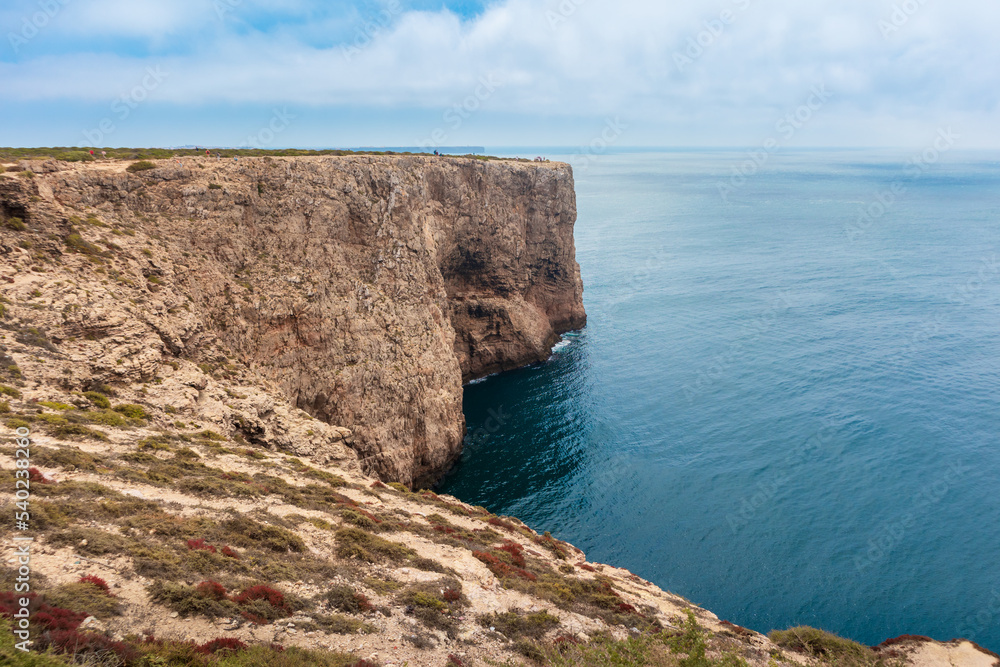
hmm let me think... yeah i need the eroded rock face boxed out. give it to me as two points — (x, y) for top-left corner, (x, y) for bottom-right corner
(1, 155), (584, 486)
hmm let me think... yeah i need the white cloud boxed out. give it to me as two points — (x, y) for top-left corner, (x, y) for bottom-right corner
(3, 0), (1000, 146)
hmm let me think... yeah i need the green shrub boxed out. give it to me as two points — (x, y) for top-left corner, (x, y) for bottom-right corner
(4, 217), (26, 231)
(194, 430), (227, 441)
(32, 480), (116, 501)
(324, 584), (373, 615)
(31, 445), (104, 471)
(30, 502), (72, 530)
(44, 582), (122, 618)
(769, 626), (878, 666)
(512, 639), (548, 662)
(208, 183), (222, 190)
(214, 644), (362, 666)
(220, 515), (306, 553)
(65, 232), (103, 256)
(52, 423), (108, 441)
(82, 409), (128, 427)
(406, 591), (446, 611)
(0, 384), (22, 399)
(113, 403), (149, 420)
(33, 413), (67, 427)
(126, 160), (156, 172)
(396, 578), (467, 636)
(668, 610), (711, 667)
(47, 527), (130, 556)
(363, 577), (402, 595)
(38, 401), (73, 411)
(305, 468), (347, 487)
(341, 509), (379, 531)
(149, 581), (237, 619)
(335, 527), (413, 563)
(177, 476), (258, 498)
(83, 391), (110, 409)
(478, 609), (560, 640)
(138, 436), (172, 451)
(308, 614), (377, 635)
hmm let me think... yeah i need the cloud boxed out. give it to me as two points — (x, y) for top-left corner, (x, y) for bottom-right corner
(2, 0), (999, 146)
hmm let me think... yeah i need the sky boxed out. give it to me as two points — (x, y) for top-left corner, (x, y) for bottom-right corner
(1, 0), (998, 149)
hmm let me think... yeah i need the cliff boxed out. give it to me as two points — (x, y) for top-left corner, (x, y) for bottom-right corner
(0, 155), (585, 488)
(0, 157), (994, 667)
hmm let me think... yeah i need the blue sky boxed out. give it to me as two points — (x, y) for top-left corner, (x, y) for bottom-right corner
(1, 0), (998, 149)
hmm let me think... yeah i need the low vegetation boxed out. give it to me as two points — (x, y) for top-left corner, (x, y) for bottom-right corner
(0, 146), (505, 162)
(0, 617), (368, 666)
(769, 625), (899, 667)
(126, 160), (156, 172)
(397, 578), (467, 638)
(478, 609), (561, 640)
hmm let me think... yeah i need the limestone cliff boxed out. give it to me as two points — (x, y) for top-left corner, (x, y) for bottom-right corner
(0, 155), (585, 488)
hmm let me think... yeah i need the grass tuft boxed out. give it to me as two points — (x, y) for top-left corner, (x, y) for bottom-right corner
(769, 626), (885, 666)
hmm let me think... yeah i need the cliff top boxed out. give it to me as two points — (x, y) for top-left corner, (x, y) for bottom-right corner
(0, 147), (570, 172)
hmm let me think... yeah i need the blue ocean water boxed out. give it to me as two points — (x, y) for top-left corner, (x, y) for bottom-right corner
(436, 149), (1000, 651)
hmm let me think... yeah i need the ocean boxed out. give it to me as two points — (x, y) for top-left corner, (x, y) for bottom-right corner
(436, 149), (1000, 651)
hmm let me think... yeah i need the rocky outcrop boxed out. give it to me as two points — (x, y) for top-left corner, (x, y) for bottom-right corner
(0, 156), (585, 487)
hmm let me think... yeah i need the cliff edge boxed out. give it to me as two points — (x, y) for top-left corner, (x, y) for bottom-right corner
(0, 155), (585, 488)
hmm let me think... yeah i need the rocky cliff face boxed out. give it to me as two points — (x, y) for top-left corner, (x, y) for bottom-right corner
(0, 156), (585, 487)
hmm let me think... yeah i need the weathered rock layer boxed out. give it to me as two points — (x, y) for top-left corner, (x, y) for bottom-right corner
(1, 156), (585, 486)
